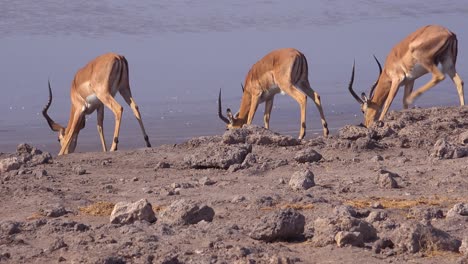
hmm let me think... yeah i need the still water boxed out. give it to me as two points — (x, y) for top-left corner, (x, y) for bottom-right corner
(1, 1), (467, 153)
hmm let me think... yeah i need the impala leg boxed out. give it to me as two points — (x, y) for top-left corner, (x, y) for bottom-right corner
(406, 64), (445, 105)
(119, 88), (151, 148)
(281, 84), (307, 139)
(264, 98), (274, 129)
(378, 80), (401, 122)
(297, 81), (329, 137)
(403, 80), (414, 109)
(98, 94), (123, 151)
(446, 68), (465, 106)
(96, 105), (107, 152)
(246, 94), (261, 124)
(58, 108), (85, 155)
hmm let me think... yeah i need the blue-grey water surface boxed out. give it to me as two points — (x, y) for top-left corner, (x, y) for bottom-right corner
(1, 1), (467, 153)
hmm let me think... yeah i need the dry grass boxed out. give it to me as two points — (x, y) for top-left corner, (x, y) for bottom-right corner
(26, 212), (44, 221)
(345, 196), (464, 209)
(78, 201), (115, 216)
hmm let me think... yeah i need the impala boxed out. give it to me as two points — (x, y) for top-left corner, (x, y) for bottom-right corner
(218, 48), (329, 139)
(43, 53), (152, 155)
(349, 25), (465, 127)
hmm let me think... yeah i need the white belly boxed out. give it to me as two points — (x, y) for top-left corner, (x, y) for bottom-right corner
(259, 86), (282, 103)
(406, 63), (428, 80)
(85, 94), (101, 113)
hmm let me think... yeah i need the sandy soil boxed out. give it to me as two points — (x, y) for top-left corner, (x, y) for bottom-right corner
(1, 106), (468, 264)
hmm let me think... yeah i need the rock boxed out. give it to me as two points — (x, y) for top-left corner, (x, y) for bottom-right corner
(460, 238), (468, 255)
(0, 221), (21, 235)
(377, 170), (399, 189)
(199, 176), (216, 186)
(372, 238), (395, 254)
(48, 237), (67, 252)
(73, 165), (86, 175)
(16, 143), (34, 154)
(366, 211), (387, 223)
(159, 199), (214, 226)
(231, 195), (246, 203)
(333, 205), (357, 217)
(371, 155), (384, 162)
(371, 202), (384, 209)
(101, 256), (127, 264)
(338, 125), (368, 140)
(335, 231), (364, 247)
(249, 209), (305, 242)
(34, 169), (48, 178)
(394, 222), (461, 253)
(184, 143), (251, 169)
(311, 216), (377, 247)
(241, 153), (257, 167)
(110, 199), (157, 225)
(289, 169), (315, 191)
(431, 138), (468, 159)
(155, 161), (171, 169)
(352, 137), (380, 150)
(407, 207), (444, 220)
(447, 203), (468, 217)
(222, 125), (300, 146)
(458, 255), (468, 264)
(0, 157), (20, 173)
(459, 131), (468, 144)
(294, 148), (322, 163)
(268, 256), (296, 264)
(45, 205), (68, 218)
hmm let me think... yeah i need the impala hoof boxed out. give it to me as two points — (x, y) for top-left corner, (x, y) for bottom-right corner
(377, 121), (384, 127)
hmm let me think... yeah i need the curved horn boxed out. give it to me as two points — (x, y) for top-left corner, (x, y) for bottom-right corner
(218, 89), (230, 124)
(241, 83), (244, 93)
(42, 80), (64, 131)
(348, 60), (364, 104)
(369, 55), (383, 98)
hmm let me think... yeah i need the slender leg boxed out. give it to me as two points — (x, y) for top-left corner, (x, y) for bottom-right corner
(406, 64), (445, 105)
(96, 93), (123, 151)
(297, 80), (329, 137)
(58, 108), (85, 155)
(446, 67), (465, 106)
(279, 83), (307, 139)
(96, 105), (107, 152)
(403, 80), (414, 109)
(246, 93), (261, 124)
(119, 88), (152, 147)
(378, 79), (401, 121)
(264, 97), (274, 129)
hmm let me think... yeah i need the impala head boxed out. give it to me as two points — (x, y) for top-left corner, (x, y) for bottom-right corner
(217, 88), (246, 129)
(348, 56), (383, 127)
(42, 81), (78, 153)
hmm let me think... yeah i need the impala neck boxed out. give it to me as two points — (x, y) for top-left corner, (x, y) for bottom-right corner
(364, 72), (392, 126)
(235, 90), (252, 125)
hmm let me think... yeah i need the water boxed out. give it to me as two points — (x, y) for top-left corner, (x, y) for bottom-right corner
(1, 1), (467, 153)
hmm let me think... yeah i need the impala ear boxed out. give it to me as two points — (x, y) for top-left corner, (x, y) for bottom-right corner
(226, 108), (234, 122)
(361, 92), (369, 103)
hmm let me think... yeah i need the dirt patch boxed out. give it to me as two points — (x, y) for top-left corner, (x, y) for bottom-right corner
(1, 106), (468, 263)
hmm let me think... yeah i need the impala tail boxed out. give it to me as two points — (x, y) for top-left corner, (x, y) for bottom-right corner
(42, 80), (65, 132)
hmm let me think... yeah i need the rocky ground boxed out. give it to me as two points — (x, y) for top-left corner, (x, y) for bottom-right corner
(1, 106), (468, 264)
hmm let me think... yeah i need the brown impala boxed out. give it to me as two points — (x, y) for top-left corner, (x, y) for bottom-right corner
(43, 53), (152, 155)
(349, 25), (465, 127)
(218, 48), (329, 139)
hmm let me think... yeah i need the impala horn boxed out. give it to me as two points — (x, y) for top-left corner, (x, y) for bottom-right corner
(369, 55), (383, 98)
(348, 61), (364, 105)
(241, 83), (244, 93)
(218, 89), (230, 124)
(42, 80), (65, 132)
